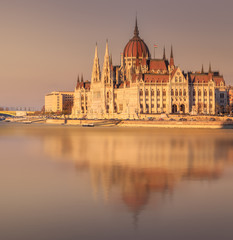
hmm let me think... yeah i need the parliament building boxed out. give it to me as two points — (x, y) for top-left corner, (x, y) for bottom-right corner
(71, 19), (228, 119)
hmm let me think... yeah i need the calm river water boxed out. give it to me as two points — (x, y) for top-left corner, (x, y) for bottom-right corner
(1, 123), (233, 240)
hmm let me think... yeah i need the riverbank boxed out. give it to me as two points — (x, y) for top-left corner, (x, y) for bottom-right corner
(45, 118), (233, 129)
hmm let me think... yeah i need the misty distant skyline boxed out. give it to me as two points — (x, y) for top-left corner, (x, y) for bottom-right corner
(0, 0), (233, 108)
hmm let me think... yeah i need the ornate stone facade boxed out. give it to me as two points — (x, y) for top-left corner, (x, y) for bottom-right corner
(71, 19), (228, 119)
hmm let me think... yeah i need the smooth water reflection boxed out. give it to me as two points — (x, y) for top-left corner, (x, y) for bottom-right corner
(1, 124), (233, 240)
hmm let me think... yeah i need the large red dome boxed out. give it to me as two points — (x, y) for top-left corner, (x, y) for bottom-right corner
(123, 19), (150, 58)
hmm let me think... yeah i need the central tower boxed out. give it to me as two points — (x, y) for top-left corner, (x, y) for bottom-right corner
(122, 17), (151, 80)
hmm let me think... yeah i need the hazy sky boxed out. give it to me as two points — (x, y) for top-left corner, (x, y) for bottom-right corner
(0, 0), (233, 109)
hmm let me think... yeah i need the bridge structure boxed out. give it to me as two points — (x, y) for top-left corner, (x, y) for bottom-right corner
(0, 111), (16, 117)
(0, 111), (35, 117)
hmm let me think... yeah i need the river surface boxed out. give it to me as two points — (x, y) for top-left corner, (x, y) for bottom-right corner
(1, 123), (233, 240)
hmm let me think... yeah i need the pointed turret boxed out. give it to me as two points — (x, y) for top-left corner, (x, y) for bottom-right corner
(209, 62), (212, 73)
(91, 43), (101, 83)
(134, 16), (139, 37)
(105, 39), (109, 57)
(170, 45), (174, 66)
(163, 46), (166, 60)
(110, 53), (114, 71)
(81, 73), (84, 82)
(110, 53), (112, 66)
(94, 42), (98, 58)
(102, 40), (112, 85)
(76, 75), (80, 89)
(201, 64), (204, 74)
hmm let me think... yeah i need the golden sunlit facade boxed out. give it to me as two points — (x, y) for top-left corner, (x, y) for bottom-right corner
(71, 19), (229, 119)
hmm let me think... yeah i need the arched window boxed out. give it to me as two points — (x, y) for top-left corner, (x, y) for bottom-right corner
(81, 95), (84, 101)
(157, 89), (160, 96)
(107, 92), (109, 98)
(145, 89), (149, 96)
(179, 89), (182, 96)
(210, 90), (213, 96)
(183, 89), (186, 96)
(175, 89), (178, 96)
(204, 90), (207, 97)
(171, 89), (174, 96)
(151, 89), (154, 96)
(163, 90), (166, 97)
(139, 89), (143, 96)
(198, 90), (201, 97)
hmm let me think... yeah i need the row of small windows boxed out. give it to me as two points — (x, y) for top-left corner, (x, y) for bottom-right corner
(140, 89), (187, 97)
(193, 103), (212, 108)
(171, 89), (186, 97)
(193, 89), (213, 97)
(140, 104), (166, 109)
(140, 89), (167, 97)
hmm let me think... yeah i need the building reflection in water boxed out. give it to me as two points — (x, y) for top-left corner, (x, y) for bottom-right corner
(42, 128), (233, 222)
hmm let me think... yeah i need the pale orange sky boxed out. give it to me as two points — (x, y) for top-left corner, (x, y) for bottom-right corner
(0, 0), (233, 109)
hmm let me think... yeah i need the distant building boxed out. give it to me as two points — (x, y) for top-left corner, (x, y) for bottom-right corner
(45, 91), (74, 113)
(228, 86), (233, 106)
(16, 111), (27, 117)
(71, 18), (230, 119)
(227, 86), (233, 112)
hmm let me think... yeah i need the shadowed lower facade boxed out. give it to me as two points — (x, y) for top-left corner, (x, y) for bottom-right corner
(71, 18), (228, 119)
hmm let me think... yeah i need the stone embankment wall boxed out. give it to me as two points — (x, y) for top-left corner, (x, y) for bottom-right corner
(46, 119), (65, 124)
(118, 120), (233, 129)
(45, 118), (233, 129)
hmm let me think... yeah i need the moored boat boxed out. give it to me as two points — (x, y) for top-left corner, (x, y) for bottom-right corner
(82, 124), (94, 127)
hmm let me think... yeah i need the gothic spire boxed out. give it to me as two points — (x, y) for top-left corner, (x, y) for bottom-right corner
(110, 53), (112, 66)
(81, 73), (84, 82)
(209, 62), (212, 73)
(170, 45), (173, 58)
(163, 46), (166, 60)
(105, 39), (109, 57)
(102, 40), (112, 85)
(76, 74), (80, 89)
(94, 42), (98, 58)
(201, 64), (204, 73)
(91, 43), (101, 83)
(134, 16), (139, 37)
(170, 45), (174, 66)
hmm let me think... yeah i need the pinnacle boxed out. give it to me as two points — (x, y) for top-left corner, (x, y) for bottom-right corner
(94, 43), (98, 58)
(163, 46), (166, 60)
(134, 16), (139, 37)
(105, 40), (109, 58)
(209, 62), (212, 73)
(170, 45), (173, 58)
